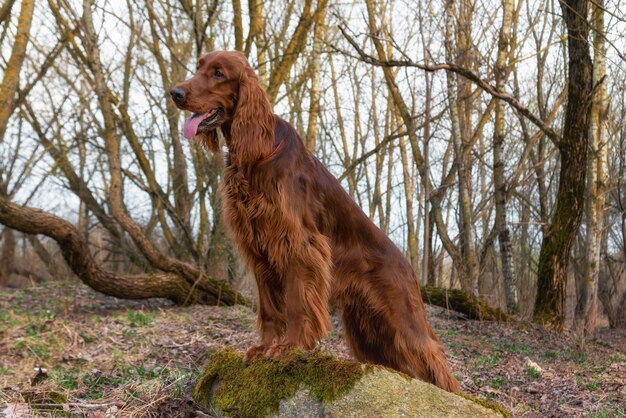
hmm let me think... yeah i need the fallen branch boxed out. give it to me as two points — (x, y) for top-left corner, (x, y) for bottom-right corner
(0, 196), (249, 306)
(421, 286), (511, 321)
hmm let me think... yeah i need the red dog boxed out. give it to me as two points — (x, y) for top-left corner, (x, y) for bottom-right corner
(171, 51), (459, 392)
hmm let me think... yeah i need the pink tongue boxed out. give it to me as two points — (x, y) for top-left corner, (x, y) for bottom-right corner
(183, 114), (206, 139)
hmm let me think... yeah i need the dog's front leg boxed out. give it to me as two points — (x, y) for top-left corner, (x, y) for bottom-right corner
(265, 234), (332, 358)
(245, 262), (286, 363)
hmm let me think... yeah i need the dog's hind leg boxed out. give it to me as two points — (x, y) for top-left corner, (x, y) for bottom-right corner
(340, 286), (459, 392)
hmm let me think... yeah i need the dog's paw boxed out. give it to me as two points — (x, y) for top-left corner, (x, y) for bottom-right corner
(244, 345), (266, 364)
(264, 342), (297, 360)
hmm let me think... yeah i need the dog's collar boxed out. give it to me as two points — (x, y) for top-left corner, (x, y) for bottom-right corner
(259, 138), (285, 163)
(224, 138), (285, 167)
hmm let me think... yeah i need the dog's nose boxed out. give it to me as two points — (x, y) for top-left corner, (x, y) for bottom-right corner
(170, 87), (186, 104)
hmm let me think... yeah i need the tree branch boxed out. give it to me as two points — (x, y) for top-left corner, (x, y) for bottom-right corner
(0, 195), (248, 306)
(335, 25), (561, 147)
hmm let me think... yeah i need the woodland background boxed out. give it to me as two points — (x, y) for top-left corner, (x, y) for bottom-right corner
(1, 0), (626, 334)
(1, 0), (626, 415)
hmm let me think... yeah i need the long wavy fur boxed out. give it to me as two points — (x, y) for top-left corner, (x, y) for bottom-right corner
(230, 64), (275, 163)
(172, 51), (459, 393)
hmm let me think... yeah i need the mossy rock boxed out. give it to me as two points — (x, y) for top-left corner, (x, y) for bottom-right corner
(193, 350), (508, 418)
(421, 286), (511, 321)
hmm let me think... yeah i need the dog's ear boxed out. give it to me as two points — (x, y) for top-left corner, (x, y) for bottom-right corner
(231, 65), (275, 163)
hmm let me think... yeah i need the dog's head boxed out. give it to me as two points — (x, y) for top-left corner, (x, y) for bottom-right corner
(170, 50), (274, 161)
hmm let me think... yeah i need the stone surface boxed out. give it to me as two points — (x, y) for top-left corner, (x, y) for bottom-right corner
(276, 368), (503, 418)
(194, 350), (506, 418)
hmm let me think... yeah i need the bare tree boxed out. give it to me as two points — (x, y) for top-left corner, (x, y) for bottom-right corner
(0, 0), (33, 142)
(534, 0), (593, 330)
(573, 0), (608, 338)
(443, 0), (480, 295)
(493, 0), (518, 313)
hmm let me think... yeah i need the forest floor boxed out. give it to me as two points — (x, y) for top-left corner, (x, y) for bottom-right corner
(0, 281), (625, 417)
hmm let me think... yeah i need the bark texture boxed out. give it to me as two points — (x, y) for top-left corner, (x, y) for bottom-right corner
(494, 0), (518, 313)
(574, 0), (607, 338)
(534, 0), (593, 330)
(0, 0), (34, 141)
(0, 228), (16, 286)
(444, 0), (479, 295)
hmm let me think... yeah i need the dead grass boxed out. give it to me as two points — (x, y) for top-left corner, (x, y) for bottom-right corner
(0, 281), (256, 417)
(0, 280), (624, 417)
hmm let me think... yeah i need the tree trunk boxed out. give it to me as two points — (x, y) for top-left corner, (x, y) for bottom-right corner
(422, 74), (432, 285)
(444, 0), (479, 295)
(264, 0), (328, 104)
(305, 5), (326, 152)
(0, 227), (16, 286)
(599, 258), (626, 329)
(0, 0), (34, 286)
(27, 234), (62, 280)
(533, 0), (593, 330)
(244, 0), (262, 56)
(573, 0), (607, 339)
(0, 0), (16, 24)
(0, 0), (34, 142)
(518, 164), (534, 319)
(232, 0), (244, 51)
(493, 0), (518, 313)
(398, 125), (420, 274)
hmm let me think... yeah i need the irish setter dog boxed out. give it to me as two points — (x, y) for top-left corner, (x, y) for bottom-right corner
(170, 51), (459, 392)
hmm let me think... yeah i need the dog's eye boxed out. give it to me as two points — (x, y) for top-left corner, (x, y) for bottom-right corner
(214, 69), (224, 78)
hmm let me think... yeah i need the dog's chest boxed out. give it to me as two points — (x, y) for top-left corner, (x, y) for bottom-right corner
(219, 168), (285, 255)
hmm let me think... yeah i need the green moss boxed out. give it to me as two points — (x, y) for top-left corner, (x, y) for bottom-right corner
(421, 286), (510, 321)
(193, 349), (367, 418)
(457, 393), (511, 418)
(49, 391), (68, 404)
(22, 390), (67, 405)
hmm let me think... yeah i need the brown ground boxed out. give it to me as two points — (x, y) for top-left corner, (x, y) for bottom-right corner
(0, 281), (624, 417)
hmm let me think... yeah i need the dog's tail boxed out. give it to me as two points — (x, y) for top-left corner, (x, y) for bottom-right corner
(395, 329), (460, 392)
